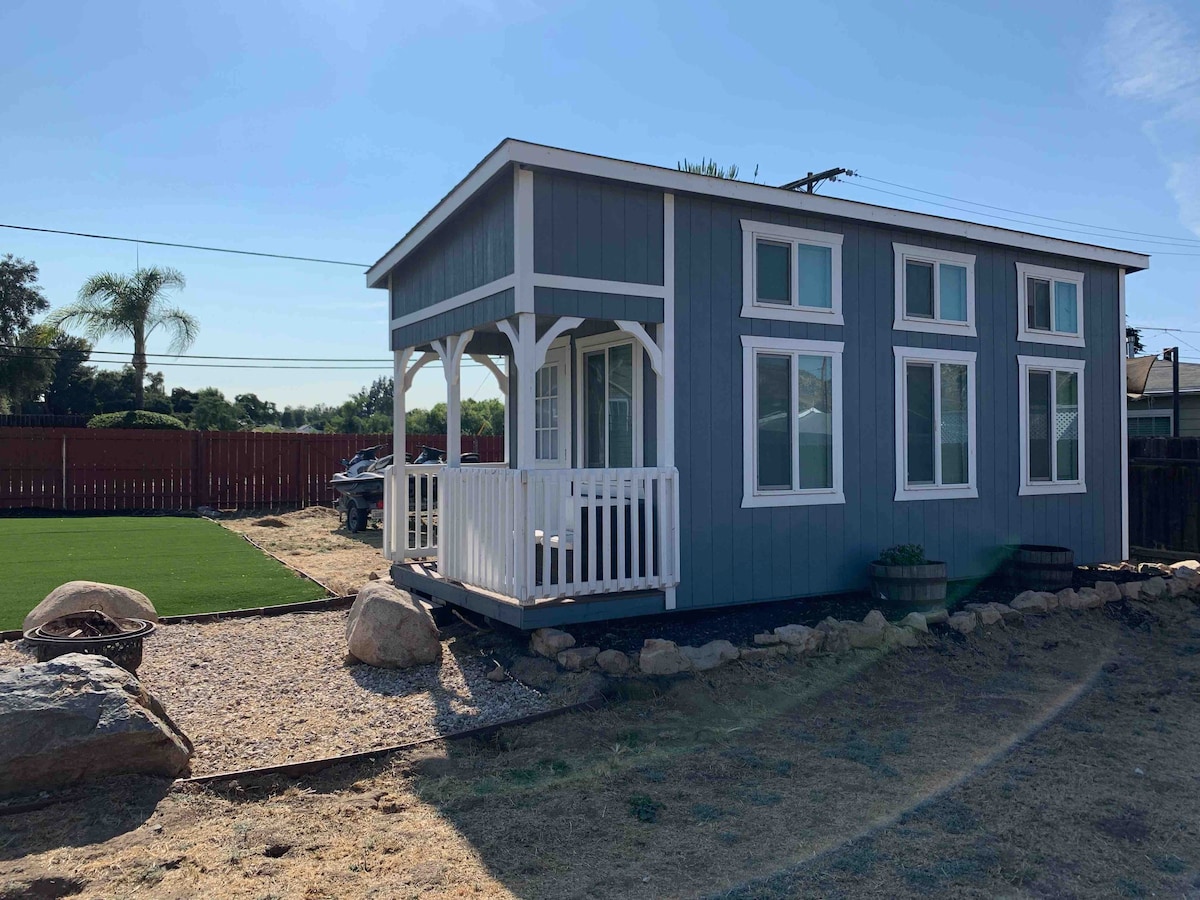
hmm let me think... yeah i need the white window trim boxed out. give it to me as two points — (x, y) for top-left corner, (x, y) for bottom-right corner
(893, 346), (979, 501)
(741, 335), (845, 508)
(533, 338), (572, 469)
(574, 330), (643, 468)
(1017, 355), (1087, 496)
(892, 243), (977, 337)
(1016, 263), (1085, 348)
(740, 220), (844, 325)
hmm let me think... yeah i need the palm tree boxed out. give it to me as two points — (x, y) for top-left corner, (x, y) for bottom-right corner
(48, 267), (198, 410)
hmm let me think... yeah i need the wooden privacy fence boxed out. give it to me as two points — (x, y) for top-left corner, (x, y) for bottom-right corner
(1129, 437), (1200, 556)
(0, 429), (504, 512)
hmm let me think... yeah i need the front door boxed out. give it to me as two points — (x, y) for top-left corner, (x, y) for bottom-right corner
(579, 336), (640, 468)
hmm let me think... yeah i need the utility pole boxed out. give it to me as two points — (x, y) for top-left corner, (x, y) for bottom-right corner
(1164, 347), (1181, 437)
(780, 168), (856, 193)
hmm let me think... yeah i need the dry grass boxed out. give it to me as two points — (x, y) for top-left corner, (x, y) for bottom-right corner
(3, 597), (1199, 899)
(219, 506), (389, 596)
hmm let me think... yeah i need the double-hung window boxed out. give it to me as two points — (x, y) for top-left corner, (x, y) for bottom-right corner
(1018, 356), (1086, 494)
(894, 347), (978, 500)
(741, 220), (844, 325)
(741, 336), (844, 508)
(1016, 263), (1084, 347)
(893, 244), (976, 336)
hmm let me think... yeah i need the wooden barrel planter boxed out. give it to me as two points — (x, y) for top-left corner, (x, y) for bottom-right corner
(1006, 544), (1075, 591)
(867, 561), (948, 609)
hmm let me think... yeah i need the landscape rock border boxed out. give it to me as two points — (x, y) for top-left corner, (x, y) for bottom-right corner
(503, 560), (1200, 684)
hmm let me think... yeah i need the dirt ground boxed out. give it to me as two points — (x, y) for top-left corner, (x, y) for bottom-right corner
(218, 506), (389, 597)
(4, 595), (1198, 899)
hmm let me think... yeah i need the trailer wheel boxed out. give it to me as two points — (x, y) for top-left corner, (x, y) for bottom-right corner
(347, 505), (369, 534)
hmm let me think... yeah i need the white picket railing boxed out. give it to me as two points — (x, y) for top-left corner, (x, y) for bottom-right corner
(439, 466), (680, 604)
(382, 463), (444, 561)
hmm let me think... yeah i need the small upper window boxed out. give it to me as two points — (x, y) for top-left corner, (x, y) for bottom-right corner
(1016, 263), (1084, 347)
(741, 220), (843, 325)
(893, 244), (976, 336)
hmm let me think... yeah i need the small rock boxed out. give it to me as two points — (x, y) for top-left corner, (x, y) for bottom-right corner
(530, 628), (576, 659)
(1134, 767), (1145, 777)
(556, 646), (600, 672)
(774, 624), (824, 652)
(638, 639), (690, 676)
(862, 609), (888, 630)
(1121, 581), (1144, 600)
(738, 647), (773, 664)
(1056, 588), (1082, 611)
(845, 623), (885, 649)
(367, 571), (381, 581)
(947, 611), (977, 635)
(992, 602), (1023, 623)
(595, 649), (631, 676)
(753, 632), (782, 646)
(679, 640), (739, 672)
(899, 611), (928, 633)
(883, 624), (919, 648)
(1094, 581), (1123, 604)
(816, 620), (850, 653)
(1166, 576), (1191, 598)
(486, 663), (507, 683)
(1010, 591), (1048, 614)
(965, 603), (1002, 626)
(1141, 576), (1167, 599)
(1077, 587), (1103, 609)
(922, 608), (950, 625)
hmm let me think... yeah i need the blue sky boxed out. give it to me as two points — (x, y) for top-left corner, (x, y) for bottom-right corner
(2, 0), (1198, 411)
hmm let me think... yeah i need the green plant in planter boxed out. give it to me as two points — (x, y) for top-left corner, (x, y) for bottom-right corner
(878, 543), (929, 567)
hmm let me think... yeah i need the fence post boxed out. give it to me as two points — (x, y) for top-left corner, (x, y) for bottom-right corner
(195, 431), (206, 509)
(61, 432), (67, 511)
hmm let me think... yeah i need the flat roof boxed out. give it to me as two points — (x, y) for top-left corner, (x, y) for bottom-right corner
(367, 139), (1151, 288)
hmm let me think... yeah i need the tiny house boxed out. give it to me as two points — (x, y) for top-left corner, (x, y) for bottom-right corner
(367, 140), (1149, 629)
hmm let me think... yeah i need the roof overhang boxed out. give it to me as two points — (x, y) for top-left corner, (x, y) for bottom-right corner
(367, 139), (1153, 289)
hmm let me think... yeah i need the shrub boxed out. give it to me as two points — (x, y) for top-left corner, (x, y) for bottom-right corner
(878, 543), (929, 566)
(87, 410), (188, 430)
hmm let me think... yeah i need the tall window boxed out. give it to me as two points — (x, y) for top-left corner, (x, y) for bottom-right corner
(893, 347), (978, 500)
(580, 339), (638, 468)
(741, 336), (844, 508)
(534, 364), (560, 462)
(741, 220), (844, 325)
(893, 244), (976, 336)
(1019, 356), (1086, 494)
(1016, 263), (1085, 347)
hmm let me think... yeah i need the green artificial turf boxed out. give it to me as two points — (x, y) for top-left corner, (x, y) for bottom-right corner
(0, 516), (328, 630)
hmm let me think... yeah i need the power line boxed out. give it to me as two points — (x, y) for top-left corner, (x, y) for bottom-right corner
(853, 174), (1200, 246)
(0, 223), (370, 268)
(0, 346), (493, 372)
(0, 344), (497, 366)
(1132, 325), (1200, 335)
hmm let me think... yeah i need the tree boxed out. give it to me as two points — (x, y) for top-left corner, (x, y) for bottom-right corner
(48, 266), (198, 410)
(1126, 326), (1145, 356)
(192, 387), (240, 431)
(677, 158), (758, 181)
(0, 254), (49, 339)
(234, 392), (279, 426)
(42, 333), (97, 415)
(0, 255), (53, 412)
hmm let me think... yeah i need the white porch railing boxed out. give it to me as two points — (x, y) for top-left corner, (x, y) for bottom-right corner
(382, 463), (443, 561)
(438, 466), (680, 604)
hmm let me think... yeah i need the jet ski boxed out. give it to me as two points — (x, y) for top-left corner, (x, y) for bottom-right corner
(330, 444), (393, 533)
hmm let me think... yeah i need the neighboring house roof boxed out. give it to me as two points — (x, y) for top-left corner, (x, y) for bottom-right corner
(1127, 357), (1200, 397)
(367, 139), (1151, 288)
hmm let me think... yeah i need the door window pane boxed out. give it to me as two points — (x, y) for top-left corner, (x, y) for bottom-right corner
(796, 354), (833, 489)
(1027, 278), (1052, 331)
(607, 344), (634, 468)
(756, 354), (792, 490)
(939, 364), (968, 484)
(584, 352), (606, 468)
(534, 364), (559, 461)
(939, 264), (968, 322)
(905, 261), (935, 318)
(796, 244), (832, 309)
(906, 363), (935, 484)
(1054, 281), (1078, 334)
(1055, 371), (1079, 480)
(1028, 371), (1052, 480)
(756, 240), (791, 304)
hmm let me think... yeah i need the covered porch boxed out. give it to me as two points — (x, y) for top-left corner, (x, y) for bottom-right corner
(381, 310), (679, 626)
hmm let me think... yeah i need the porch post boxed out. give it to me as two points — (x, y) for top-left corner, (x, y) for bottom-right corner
(513, 313), (537, 470)
(388, 347), (412, 562)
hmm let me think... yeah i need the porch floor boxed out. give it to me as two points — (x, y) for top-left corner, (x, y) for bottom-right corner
(391, 560), (667, 630)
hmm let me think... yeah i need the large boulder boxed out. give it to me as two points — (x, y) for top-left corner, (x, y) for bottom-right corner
(24, 581), (157, 631)
(0, 653), (192, 796)
(345, 582), (441, 669)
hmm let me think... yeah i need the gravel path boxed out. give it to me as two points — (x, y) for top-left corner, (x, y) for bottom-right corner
(0, 610), (555, 776)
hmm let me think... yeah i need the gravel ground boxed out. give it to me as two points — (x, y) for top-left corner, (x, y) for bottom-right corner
(0, 610), (556, 776)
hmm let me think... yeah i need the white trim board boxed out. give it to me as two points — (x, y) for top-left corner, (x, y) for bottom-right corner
(740, 219), (844, 325)
(367, 139), (1150, 287)
(892, 346), (979, 502)
(1119, 267), (1129, 559)
(1017, 354), (1087, 497)
(1015, 262), (1086, 349)
(892, 243), (977, 337)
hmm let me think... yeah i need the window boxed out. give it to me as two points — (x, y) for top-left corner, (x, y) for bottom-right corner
(893, 244), (976, 336)
(893, 347), (978, 500)
(1016, 263), (1084, 347)
(1127, 411), (1172, 437)
(741, 220), (844, 324)
(741, 336), (844, 508)
(1018, 356), (1086, 495)
(576, 334), (640, 468)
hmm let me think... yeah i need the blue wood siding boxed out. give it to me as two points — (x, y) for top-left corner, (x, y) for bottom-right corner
(534, 287), (664, 323)
(389, 175), (513, 321)
(391, 289), (514, 349)
(672, 194), (1125, 611)
(533, 171), (664, 285)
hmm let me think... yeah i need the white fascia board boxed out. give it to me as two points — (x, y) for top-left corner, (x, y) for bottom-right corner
(367, 139), (1151, 289)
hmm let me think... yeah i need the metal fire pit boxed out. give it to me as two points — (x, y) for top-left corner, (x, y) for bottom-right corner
(23, 610), (156, 674)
